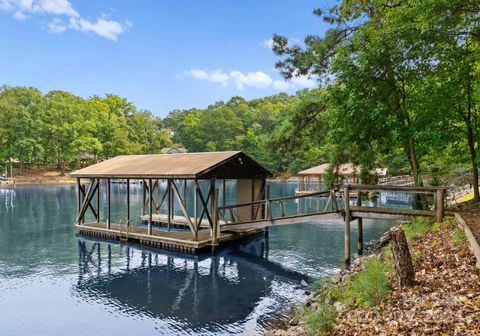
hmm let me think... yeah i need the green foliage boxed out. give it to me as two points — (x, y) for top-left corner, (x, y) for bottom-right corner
(403, 218), (433, 241)
(453, 228), (467, 245)
(0, 86), (173, 173)
(306, 281), (337, 335)
(344, 258), (391, 308)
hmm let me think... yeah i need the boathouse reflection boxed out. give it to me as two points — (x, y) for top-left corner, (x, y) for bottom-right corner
(75, 234), (306, 328)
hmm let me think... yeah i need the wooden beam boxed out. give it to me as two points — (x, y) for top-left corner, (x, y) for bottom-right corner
(96, 178), (100, 223)
(172, 180), (196, 240)
(344, 186), (351, 266)
(127, 179), (130, 222)
(107, 178), (111, 230)
(148, 179), (153, 235)
(211, 187), (219, 246)
(195, 180), (213, 229)
(357, 191), (363, 255)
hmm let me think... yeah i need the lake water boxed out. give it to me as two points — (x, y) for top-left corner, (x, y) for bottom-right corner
(0, 182), (395, 335)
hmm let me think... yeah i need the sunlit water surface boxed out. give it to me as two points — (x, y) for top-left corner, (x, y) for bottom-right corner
(0, 182), (395, 335)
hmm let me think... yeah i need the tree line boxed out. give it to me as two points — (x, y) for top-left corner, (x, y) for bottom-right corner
(0, 87), (172, 174)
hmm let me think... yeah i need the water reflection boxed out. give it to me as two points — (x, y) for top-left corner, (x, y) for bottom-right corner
(75, 235), (307, 334)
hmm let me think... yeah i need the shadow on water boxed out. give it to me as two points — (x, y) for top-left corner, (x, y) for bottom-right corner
(75, 234), (308, 334)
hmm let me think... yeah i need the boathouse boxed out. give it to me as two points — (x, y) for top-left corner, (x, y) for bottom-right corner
(297, 163), (361, 194)
(70, 151), (272, 252)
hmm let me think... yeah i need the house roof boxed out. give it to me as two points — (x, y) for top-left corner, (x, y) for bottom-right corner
(160, 146), (188, 154)
(297, 163), (361, 176)
(70, 151), (271, 179)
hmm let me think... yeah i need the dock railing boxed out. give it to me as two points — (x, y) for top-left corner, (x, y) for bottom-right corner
(217, 190), (338, 226)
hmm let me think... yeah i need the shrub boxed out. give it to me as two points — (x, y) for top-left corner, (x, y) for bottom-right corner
(306, 302), (337, 335)
(345, 258), (391, 307)
(453, 227), (467, 245)
(306, 281), (337, 335)
(403, 218), (433, 241)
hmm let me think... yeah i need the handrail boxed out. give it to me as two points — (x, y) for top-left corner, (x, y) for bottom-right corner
(349, 184), (446, 193)
(217, 189), (333, 210)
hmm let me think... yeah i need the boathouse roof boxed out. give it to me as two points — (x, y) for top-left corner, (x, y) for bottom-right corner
(297, 163), (361, 176)
(70, 151), (271, 179)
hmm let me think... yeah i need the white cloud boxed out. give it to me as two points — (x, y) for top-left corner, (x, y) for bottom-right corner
(0, 0), (129, 41)
(46, 17), (65, 32)
(186, 69), (230, 86)
(69, 17), (126, 41)
(230, 71), (272, 90)
(184, 68), (317, 92)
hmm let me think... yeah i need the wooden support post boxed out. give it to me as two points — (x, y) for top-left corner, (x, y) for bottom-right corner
(357, 191), (363, 255)
(331, 190), (338, 211)
(194, 179), (198, 230)
(107, 178), (111, 230)
(96, 178), (100, 223)
(142, 180), (146, 216)
(148, 179), (153, 235)
(210, 178), (216, 236)
(436, 189), (445, 223)
(211, 187), (219, 247)
(167, 179), (171, 231)
(343, 186), (351, 266)
(223, 179), (226, 207)
(126, 179), (130, 222)
(77, 178), (82, 222)
(184, 179), (187, 210)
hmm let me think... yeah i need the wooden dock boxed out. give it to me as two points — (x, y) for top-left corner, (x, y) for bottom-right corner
(69, 152), (447, 263)
(76, 222), (264, 253)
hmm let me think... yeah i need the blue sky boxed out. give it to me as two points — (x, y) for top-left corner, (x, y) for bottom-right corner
(0, 0), (334, 117)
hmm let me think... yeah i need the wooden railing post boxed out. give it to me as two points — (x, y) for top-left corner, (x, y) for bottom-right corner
(436, 188), (445, 223)
(343, 185), (351, 266)
(357, 191), (363, 255)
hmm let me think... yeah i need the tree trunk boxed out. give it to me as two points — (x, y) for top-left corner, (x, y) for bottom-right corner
(467, 123), (479, 201)
(390, 228), (415, 287)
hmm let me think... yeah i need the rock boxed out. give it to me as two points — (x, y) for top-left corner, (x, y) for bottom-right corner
(289, 317), (299, 326)
(311, 302), (320, 310)
(304, 289), (311, 295)
(334, 301), (345, 312)
(274, 329), (286, 336)
(299, 279), (308, 287)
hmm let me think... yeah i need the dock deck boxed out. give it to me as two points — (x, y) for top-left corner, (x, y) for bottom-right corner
(76, 222), (264, 253)
(140, 214), (212, 228)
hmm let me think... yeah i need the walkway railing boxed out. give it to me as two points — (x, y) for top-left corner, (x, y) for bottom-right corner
(217, 184), (447, 266)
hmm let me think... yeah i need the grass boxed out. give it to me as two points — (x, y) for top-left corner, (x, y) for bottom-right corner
(344, 258), (391, 307)
(402, 217), (433, 241)
(305, 281), (337, 335)
(453, 227), (467, 245)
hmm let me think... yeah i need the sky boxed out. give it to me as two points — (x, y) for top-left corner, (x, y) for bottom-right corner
(0, 0), (334, 117)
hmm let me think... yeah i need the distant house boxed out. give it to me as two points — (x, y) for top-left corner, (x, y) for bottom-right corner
(160, 146), (188, 154)
(296, 163), (387, 194)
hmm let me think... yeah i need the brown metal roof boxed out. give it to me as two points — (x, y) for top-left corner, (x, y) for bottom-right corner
(70, 151), (271, 179)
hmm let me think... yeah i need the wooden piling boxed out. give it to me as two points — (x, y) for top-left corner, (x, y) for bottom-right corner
(107, 178), (111, 230)
(357, 191), (363, 255)
(148, 178), (153, 235)
(343, 186), (351, 266)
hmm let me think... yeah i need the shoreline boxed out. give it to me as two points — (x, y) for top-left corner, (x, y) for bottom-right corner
(266, 214), (480, 336)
